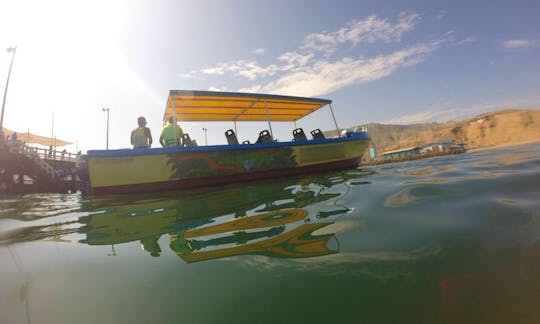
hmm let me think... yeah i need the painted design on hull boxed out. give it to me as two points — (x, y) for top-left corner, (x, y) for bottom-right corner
(165, 147), (297, 180)
(87, 134), (370, 195)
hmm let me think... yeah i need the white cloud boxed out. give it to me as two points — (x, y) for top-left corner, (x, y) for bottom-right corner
(277, 51), (314, 70)
(435, 10), (447, 20)
(208, 86), (228, 91)
(251, 48), (265, 54)
(384, 97), (540, 124)
(201, 66), (227, 75)
(238, 84), (263, 93)
(456, 36), (478, 45)
(384, 110), (451, 124)
(301, 11), (420, 55)
(236, 61), (278, 80)
(259, 40), (442, 97)
(179, 72), (194, 79)
(182, 11), (451, 97)
(198, 61), (279, 80)
(501, 39), (537, 49)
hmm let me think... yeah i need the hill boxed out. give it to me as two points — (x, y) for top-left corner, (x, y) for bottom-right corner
(327, 109), (540, 156)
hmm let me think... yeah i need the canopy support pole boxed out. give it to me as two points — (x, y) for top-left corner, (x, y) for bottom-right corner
(264, 99), (273, 138)
(234, 121), (237, 137)
(329, 103), (340, 136)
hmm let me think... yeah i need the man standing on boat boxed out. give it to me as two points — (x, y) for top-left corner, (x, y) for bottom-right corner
(159, 116), (184, 147)
(131, 116), (153, 149)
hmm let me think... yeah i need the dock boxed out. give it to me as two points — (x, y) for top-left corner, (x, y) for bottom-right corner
(0, 139), (84, 194)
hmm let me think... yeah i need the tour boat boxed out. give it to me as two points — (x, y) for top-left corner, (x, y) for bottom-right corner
(85, 90), (370, 195)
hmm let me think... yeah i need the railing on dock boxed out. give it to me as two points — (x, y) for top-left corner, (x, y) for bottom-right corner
(17, 145), (77, 162)
(2, 139), (78, 178)
(0, 139), (83, 193)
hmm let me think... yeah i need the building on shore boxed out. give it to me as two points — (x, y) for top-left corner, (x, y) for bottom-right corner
(420, 141), (468, 154)
(368, 141), (467, 164)
(379, 146), (421, 160)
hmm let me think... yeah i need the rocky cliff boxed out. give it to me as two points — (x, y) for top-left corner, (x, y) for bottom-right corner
(344, 109), (540, 154)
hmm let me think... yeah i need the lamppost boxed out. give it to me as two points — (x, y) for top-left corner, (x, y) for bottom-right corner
(202, 127), (207, 145)
(1, 46), (17, 135)
(102, 107), (110, 149)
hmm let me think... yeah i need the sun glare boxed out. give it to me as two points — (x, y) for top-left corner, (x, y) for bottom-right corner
(0, 0), (163, 150)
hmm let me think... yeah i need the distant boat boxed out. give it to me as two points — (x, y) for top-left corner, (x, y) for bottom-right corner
(85, 90), (370, 195)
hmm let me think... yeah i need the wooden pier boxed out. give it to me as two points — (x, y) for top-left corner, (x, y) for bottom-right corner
(0, 139), (84, 194)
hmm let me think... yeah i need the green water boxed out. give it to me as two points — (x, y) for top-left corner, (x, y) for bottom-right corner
(1, 143), (540, 324)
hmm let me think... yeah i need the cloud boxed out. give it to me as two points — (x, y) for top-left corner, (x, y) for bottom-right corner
(251, 48), (265, 54)
(179, 72), (194, 79)
(384, 97), (540, 124)
(201, 66), (226, 75)
(456, 36), (478, 45)
(301, 11), (420, 55)
(384, 110), (453, 124)
(208, 86), (228, 91)
(435, 10), (447, 20)
(501, 39), (537, 49)
(182, 11), (452, 97)
(199, 61), (279, 80)
(259, 40), (443, 97)
(277, 51), (314, 70)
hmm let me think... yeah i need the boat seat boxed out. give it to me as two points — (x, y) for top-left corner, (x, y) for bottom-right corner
(242, 140), (250, 144)
(311, 128), (325, 140)
(292, 128), (308, 142)
(182, 133), (196, 146)
(256, 130), (273, 143)
(225, 129), (239, 145)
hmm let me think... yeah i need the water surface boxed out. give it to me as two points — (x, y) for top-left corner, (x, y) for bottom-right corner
(1, 143), (540, 323)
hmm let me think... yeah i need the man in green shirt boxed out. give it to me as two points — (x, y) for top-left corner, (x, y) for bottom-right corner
(159, 116), (184, 147)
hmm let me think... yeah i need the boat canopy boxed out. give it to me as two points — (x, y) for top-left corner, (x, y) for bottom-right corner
(163, 90), (332, 123)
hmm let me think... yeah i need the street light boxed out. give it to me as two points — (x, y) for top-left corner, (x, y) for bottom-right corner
(1, 46), (17, 135)
(102, 107), (110, 149)
(202, 127), (207, 145)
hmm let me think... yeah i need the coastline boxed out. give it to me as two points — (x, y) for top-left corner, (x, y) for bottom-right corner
(467, 139), (540, 153)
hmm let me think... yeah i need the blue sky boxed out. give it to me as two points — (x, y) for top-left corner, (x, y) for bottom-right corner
(0, 0), (539, 151)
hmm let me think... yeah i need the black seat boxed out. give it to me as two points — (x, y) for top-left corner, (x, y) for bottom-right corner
(256, 130), (273, 143)
(182, 133), (196, 146)
(242, 140), (250, 144)
(225, 129), (239, 145)
(311, 128), (325, 140)
(292, 128), (308, 142)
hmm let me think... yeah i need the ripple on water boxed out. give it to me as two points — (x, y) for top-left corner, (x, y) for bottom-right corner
(0, 193), (84, 221)
(384, 185), (463, 208)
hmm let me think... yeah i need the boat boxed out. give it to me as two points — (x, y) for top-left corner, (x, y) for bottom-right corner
(85, 90), (370, 195)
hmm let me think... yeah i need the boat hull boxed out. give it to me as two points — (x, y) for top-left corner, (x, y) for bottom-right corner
(87, 132), (370, 195)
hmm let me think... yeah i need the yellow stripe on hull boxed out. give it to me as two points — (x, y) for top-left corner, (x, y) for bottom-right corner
(88, 138), (369, 190)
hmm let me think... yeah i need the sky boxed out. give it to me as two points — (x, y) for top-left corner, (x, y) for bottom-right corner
(0, 0), (539, 152)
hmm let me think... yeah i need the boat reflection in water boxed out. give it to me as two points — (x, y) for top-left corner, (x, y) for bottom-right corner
(79, 172), (362, 263)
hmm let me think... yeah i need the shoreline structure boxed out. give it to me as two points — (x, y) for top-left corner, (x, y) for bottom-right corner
(355, 109), (540, 162)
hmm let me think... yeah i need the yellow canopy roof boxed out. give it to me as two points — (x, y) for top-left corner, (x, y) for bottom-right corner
(163, 90), (332, 122)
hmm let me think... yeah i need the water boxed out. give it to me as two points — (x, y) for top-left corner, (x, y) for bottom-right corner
(1, 143), (540, 324)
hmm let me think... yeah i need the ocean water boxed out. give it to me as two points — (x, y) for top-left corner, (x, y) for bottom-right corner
(1, 143), (540, 324)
